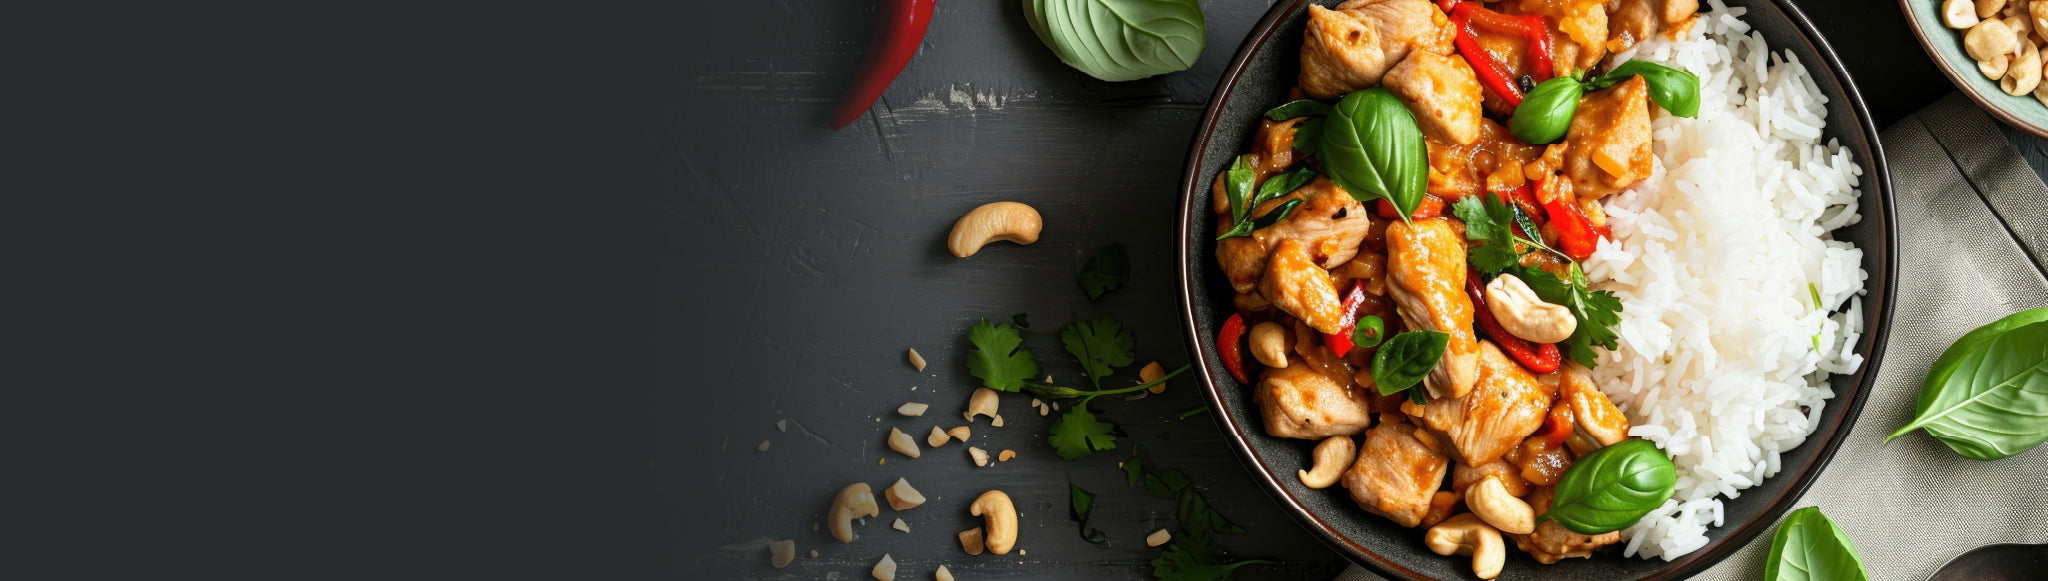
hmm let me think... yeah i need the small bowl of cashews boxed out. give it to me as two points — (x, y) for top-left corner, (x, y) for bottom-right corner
(1908, 0), (2048, 136)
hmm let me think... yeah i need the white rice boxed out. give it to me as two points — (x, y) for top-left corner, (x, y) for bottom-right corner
(1586, 0), (1868, 560)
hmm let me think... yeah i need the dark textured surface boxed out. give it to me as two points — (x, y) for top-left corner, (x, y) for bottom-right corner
(659, 0), (1954, 579)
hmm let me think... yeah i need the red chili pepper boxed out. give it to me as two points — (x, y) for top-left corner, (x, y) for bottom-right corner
(1322, 280), (1371, 356)
(1467, 269), (1563, 374)
(1376, 195), (1446, 220)
(1502, 182), (1545, 224)
(1450, 5), (1524, 107)
(1437, 0), (1461, 12)
(1530, 401), (1574, 447)
(1538, 177), (1604, 261)
(1218, 313), (1250, 384)
(829, 0), (937, 129)
(1459, 4), (1554, 80)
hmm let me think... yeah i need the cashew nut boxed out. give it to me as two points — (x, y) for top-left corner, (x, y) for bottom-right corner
(2034, 82), (2048, 107)
(1139, 361), (1168, 393)
(964, 387), (999, 422)
(1948, 0), (1982, 28)
(2033, 0), (2048, 34)
(948, 425), (972, 441)
(1146, 529), (1173, 547)
(1486, 274), (1577, 344)
(887, 427), (921, 458)
(898, 402), (929, 417)
(1969, 19), (2018, 61)
(1296, 435), (1357, 489)
(1425, 514), (1506, 580)
(830, 483), (881, 543)
(907, 348), (927, 371)
(947, 202), (1042, 257)
(1466, 476), (1537, 534)
(969, 490), (1019, 555)
(2005, 40), (2043, 95)
(872, 553), (897, 581)
(1978, 0), (2007, 20)
(927, 426), (951, 447)
(1982, 52), (2012, 79)
(936, 565), (955, 581)
(1249, 321), (1290, 369)
(958, 527), (985, 555)
(885, 478), (927, 510)
(768, 539), (795, 568)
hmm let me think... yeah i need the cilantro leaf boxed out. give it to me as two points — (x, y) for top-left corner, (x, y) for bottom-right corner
(1454, 193), (1524, 273)
(1048, 405), (1117, 460)
(966, 318), (1040, 391)
(1077, 244), (1130, 300)
(1145, 469), (1191, 499)
(1012, 312), (1030, 329)
(1062, 314), (1135, 388)
(1069, 482), (1108, 544)
(1151, 536), (1270, 581)
(1177, 487), (1246, 544)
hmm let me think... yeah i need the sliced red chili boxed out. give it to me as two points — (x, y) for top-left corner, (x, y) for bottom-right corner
(1451, 5), (1524, 107)
(1538, 177), (1603, 261)
(830, 0), (937, 129)
(1460, 4), (1554, 80)
(1376, 195), (1446, 220)
(1218, 313), (1250, 384)
(1466, 268), (1563, 374)
(1322, 280), (1371, 356)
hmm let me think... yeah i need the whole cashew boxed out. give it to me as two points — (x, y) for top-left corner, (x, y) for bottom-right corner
(2005, 40), (2042, 95)
(829, 482), (881, 543)
(1947, 0), (1981, 28)
(1249, 321), (1290, 369)
(1486, 274), (1577, 344)
(969, 490), (1019, 555)
(1465, 476), (1537, 534)
(1296, 435), (1357, 489)
(1968, 19), (2017, 62)
(1978, 0), (2007, 20)
(1425, 514), (1506, 580)
(2033, 0), (2048, 33)
(947, 202), (1042, 257)
(1982, 53), (2012, 79)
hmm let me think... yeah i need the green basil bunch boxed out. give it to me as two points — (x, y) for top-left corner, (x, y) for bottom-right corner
(1321, 88), (1427, 222)
(1507, 61), (1701, 145)
(1540, 439), (1676, 534)
(1886, 306), (2048, 460)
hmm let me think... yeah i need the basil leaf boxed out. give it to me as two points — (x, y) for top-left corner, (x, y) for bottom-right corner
(1508, 77), (1583, 144)
(1371, 330), (1449, 396)
(1076, 243), (1129, 300)
(1246, 198), (1304, 231)
(1540, 438), (1677, 534)
(1764, 507), (1869, 581)
(1886, 307), (2048, 460)
(1321, 88), (1426, 223)
(1026, 0), (1207, 82)
(1352, 315), (1385, 349)
(1264, 99), (1331, 121)
(1222, 154), (1256, 224)
(1256, 166), (1318, 205)
(1069, 482), (1109, 544)
(1292, 117), (1324, 156)
(1597, 60), (1700, 118)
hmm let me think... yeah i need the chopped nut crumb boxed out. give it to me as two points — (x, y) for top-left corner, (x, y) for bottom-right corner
(810, 549), (819, 558)
(908, 348), (927, 372)
(1038, 404), (1049, 416)
(947, 426), (971, 441)
(998, 449), (1016, 462)
(887, 427), (921, 458)
(872, 553), (897, 581)
(991, 414), (1004, 428)
(1030, 398), (1042, 408)
(892, 518), (910, 533)
(968, 446), (989, 466)
(1147, 529), (1172, 547)
(897, 402), (929, 417)
(935, 565), (954, 581)
(927, 426), (950, 447)
(776, 419), (787, 432)
(757, 440), (771, 452)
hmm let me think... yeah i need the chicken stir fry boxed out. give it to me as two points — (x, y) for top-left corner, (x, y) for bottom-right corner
(1213, 0), (1704, 575)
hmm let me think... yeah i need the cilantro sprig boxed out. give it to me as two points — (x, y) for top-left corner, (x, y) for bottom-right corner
(965, 318), (1040, 391)
(1452, 191), (1624, 367)
(1063, 314), (1136, 388)
(1513, 262), (1621, 368)
(1035, 364), (1190, 460)
(1120, 453), (1270, 580)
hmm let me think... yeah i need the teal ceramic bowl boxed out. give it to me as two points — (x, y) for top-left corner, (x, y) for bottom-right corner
(1902, 0), (2048, 136)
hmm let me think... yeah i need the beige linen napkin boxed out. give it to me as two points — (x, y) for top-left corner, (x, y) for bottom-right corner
(1337, 93), (2048, 581)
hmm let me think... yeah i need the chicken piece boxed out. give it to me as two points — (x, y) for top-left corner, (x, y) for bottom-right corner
(1512, 487), (1623, 563)
(1426, 119), (1544, 199)
(1254, 359), (1375, 439)
(1299, 0), (1455, 99)
(1261, 239), (1347, 334)
(1340, 421), (1451, 527)
(1255, 118), (1304, 175)
(1606, 0), (1698, 54)
(1452, 459), (1532, 497)
(1217, 177), (1373, 294)
(1561, 75), (1653, 199)
(1560, 362), (1630, 448)
(1402, 341), (1556, 464)
(1382, 51), (1483, 145)
(1383, 218), (1480, 399)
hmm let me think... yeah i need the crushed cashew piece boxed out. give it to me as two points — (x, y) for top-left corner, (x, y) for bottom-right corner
(897, 402), (929, 417)
(1038, 404), (1049, 416)
(1146, 529), (1172, 547)
(947, 426), (971, 441)
(884, 478), (926, 510)
(872, 554), (897, 581)
(998, 449), (1016, 462)
(810, 549), (819, 558)
(757, 440), (771, 452)
(769, 539), (795, 568)
(935, 565), (954, 581)
(892, 518), (911, 533)
(776, 419), (787, 432)
(959, 528), (986, 555)
(968, 446), (989, 466)
(927, 426), (950, 447)
(991, 414), (1004, 428)
(907, 348), (927, 371)
(887, 427), (920, 458)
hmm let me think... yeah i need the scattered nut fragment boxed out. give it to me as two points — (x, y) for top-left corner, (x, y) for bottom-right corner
(964, 388), (999, 422)
(1030, 397), (1042, 408)
(898, 402), (930, 417)
(885, 478), (927, 510)
(998, 449), (1016, 462)
(1146, 529), (1173, 547)
(969, 490), (1019, 555)
(757, 440), (771, 452)
(769, 540), (795, 568)
(948, 201), (1043, 257)
(935, 565), (954, 581)
(1139, 361), (1167, 393)
(947, 426), (972, 441)
(907, 348), (927, 371)
(1466, 476), (1537, 535)
(1297, 435), (1358, 489)
(959, 527), (986, 555)
(991, 414), (1005, 428)
(1038, 403), (1049, 416)
(873, 554), (898, 581)
(1425, 514), (1505, 580)
(887, 427), (921, 458)
(830, 483), (881, 543)
(927, 426), (951, 447)
(968, 446), (989, 466)
(1248, 322), (1290, 368)
(811, 549), (820, 558)
(892, 518), (911, 533)
(776, 419), (787, 432)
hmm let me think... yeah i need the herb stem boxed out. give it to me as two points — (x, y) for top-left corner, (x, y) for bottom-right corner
(1024, 364), (1192, 406)
(1177, 405), (1210, 419)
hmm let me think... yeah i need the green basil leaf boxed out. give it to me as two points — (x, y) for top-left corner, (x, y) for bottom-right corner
(1886, 307), (2048, 460)
(1321, 88), (1426, 223)
(1598, 60), (1700, 118)
(1247, 198), (1304, 231)
(1292, 117), (1324, 156)
(1508, 77), (1583, 144)
(1352, 315), (1385, 349)
(1222, 154), (1255, 224)
(1371, 330), (1449, 396)
(1541, 439), (1677, 534)
(1764, 507), (1870, 581)
(1027, 0), (1207, 82)
(1069, 482), (1109, 544)
(1264, 99), (1331, 121)
(1255, 166), (1318, 206)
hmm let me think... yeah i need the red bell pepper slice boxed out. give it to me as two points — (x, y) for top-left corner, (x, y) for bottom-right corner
(1218, 313), (1250, 384)
(1322, 280), (1371, 356)
(1459, 4), (1555, 81)
(1537, 177), (1606, 261)
(1450, 5), (1524, 107)
(1376, 195), (1446, 220)
(830, 0), (937, 129)
(1466, 269), (1563, 374)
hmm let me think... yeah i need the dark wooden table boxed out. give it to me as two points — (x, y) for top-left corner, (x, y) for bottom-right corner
(657, 1), (1950, 578)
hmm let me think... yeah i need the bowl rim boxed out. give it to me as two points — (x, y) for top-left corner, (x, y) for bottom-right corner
(1898, 0), (2048, 139)
(1173, 0), (1899, 578)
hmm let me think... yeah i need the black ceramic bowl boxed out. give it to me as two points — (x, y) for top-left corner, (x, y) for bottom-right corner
(1175, 1), (1897, 579)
